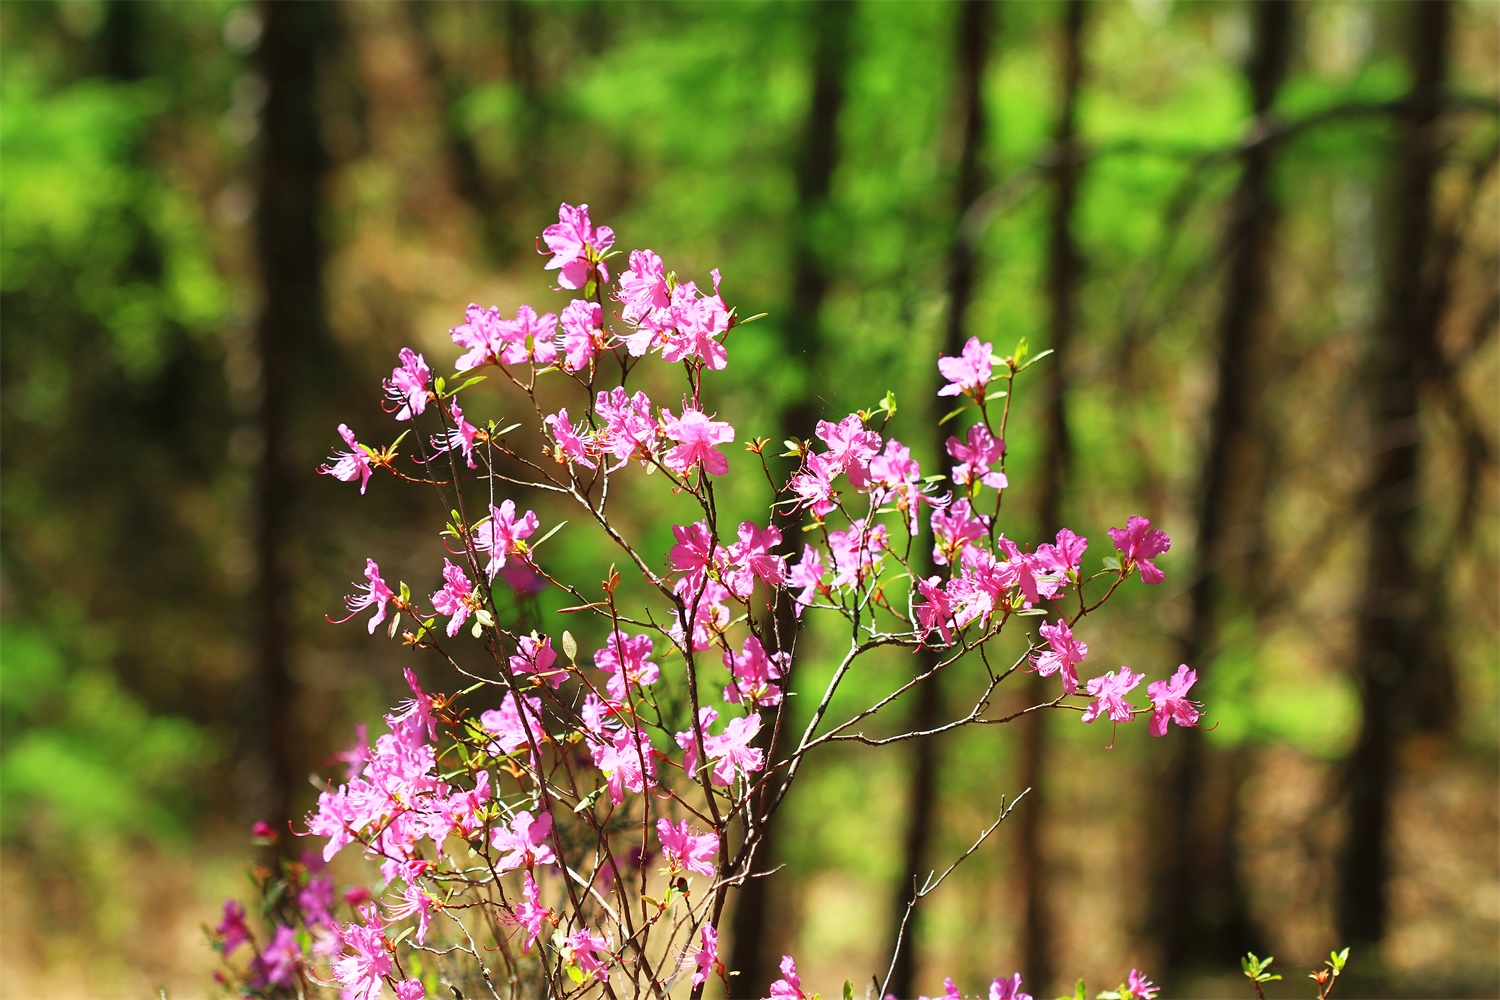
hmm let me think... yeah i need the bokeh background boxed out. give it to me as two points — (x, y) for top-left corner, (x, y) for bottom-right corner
(2, 1), (1497, 997)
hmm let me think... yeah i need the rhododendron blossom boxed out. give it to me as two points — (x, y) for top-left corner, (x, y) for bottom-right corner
(219, 200), (1203, 999)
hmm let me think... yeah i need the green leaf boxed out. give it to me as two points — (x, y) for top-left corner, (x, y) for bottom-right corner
(1012, 336), (1028, 368)
(561, 630), (578, 661)
(843, 981), (853, 1000)
(527, 519), (568, 553)
(386, 612), (401, 639)
(938, 402), (971, 425)
(1102, 555), (1122, 573)
(433, 376), (446, 395)
(1016, 347), (1055, 373)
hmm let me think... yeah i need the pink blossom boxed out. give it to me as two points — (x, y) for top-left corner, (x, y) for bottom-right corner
(826, 517), (888, 588)
(947, 423), (1007, 490)
(787, 544), (826, 615)
(661, 276), (730, 371)
(590, 724), (658, 804)
(1081, 667), (1144, 724)
(385, 882), (436, 946)
(595, 387), (658, 469)
(594, 631), (659, 700)
(768, 955), (807, 1000)
(723, 635), (787, 706)
(510, 634), (566, 689)
(215, 899), (250, 956)
(1035, 527), (1087, 578)
(501, 304), (559, 367)
(541, 202), (614, 290)
(544, 407), (597, 470)
(918, 978), (964, 1000)
(937, 336), (996, 398)
(788, 451), (840, 517)
(817, 414), (882, 482)
(429, 558), (476, 637)
(670, 520), (724, 581)
(334, 558), (395, 635)
(1128, 969), (1159, 1000)
(617, 248), (671, 328)
(931, 499), (990, 566)
(491, 809), (556, 871)
(383, 348), (431, 421)
(724, 520), (787, 597)
(692, 923), (723, 987)
(430, 398), (479, 469)
(332, 905), (391, 1000)
(684, 711), (764, 787)
(479, 692), (545, 757)
(670, 576), (732, 651)
(1108, 515), (1171, 584)
(450, 303), (506, 372)
(249, 924), (301, 990)
(661, 405), (735, 477)
(318, 424), (374, 494)
(1033, 619), (1087, 695)
(394, 982), (426, 1000)
(509, 871), (548, 953)
(560, 298), (605, 371)
(1147, 664), (1202, 737)
(474, 500), (539, 579)
(564, 927), (613, 981)
(989, 974), (1032, 1000)
(915, 576), (956, 644)
(441, 769), (491, 840)
(390, 667), (438, 744)
(657, 817), (718, 877)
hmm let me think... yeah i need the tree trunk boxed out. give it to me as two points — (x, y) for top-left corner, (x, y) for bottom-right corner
(1148, 0), (1291, 972)
(252, 0), (328, 847)
(885, 3), (994, 996)
(1338, 0), (1450, 949)
(1015, 1), (1087, 990)
(727, 5), (855, 993)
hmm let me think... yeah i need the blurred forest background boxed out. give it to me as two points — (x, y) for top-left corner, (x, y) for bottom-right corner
(1, 1), (1497, 997)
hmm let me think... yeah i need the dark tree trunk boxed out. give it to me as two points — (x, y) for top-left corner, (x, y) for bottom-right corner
(252, 0), (328, 847)
(1338, 0), (1450, 949)
(1015, 1), (1087, 990)
(1148, 0), (1291, 972)
(727, 4), (855, 994)
(885, 3), (994, 996)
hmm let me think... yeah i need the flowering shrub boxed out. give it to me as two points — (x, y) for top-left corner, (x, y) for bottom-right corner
(213, 203), (1206, 1000)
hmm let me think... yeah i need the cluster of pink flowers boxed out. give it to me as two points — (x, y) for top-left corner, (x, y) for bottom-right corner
(227, 202), (1202, 998)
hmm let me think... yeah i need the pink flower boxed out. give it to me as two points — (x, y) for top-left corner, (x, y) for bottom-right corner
(318, 424), (374, 494)
(560, 299), (605, 371)
(817, 414), (882, 482)
(383, 348), (431, 421)
(617, 249), (670, 328)
(510, 634), (566, 689)
(544, 407), (597, 470)
(931, 499), (990, 566)
(474, 500), (539, 579)
(723, 635), (787, 706)
(768, 955), (807, 1000)
(334, 558), (395, 634)
(661, 276), (730, 370)
(826, 517), (888, 588)
(332, 905), (391, 1000)
(479, 692), (544, 757)
(1127, 969), (1158, 1000)
(937, 336), (996, 398)
(915, 576), (956, 644)
(395, 982), (426, 1000)
(595, 387), (658, 469)
(590, 724), (658, 804)
(788, 451), (840, 517)
(1035, 527), (1087, 578)
(989, 974), (1032, 1000)
(564, 927), (613, 981)
(656, 817), (718, 877)
(541, 202), (614, 290)
(509, 871), (548, 953)
(947, 423), (1007, 490)
(661, 405), (735, 477)
(491, 809), (556, 871)
(215, 899), (250, 956)
(1033, 619), (1086, 695)
(431, 398), (480, 469)
(594, 631), (659, 700)
(450, 303), (506, 372)
(384, 882), (436, 946)
(429, 558), (476, 637)
(249, 924), (301, 990)
(919, 978), (964, 1000)
(691, 923), (722, 987)
(1081, 667), (1144, 724)
(670, 521), (723, 581)
(679, 710), (764, 787)
(1108, 515), (1171, 585)
(500, 304), (559, 366)
(787, 544), (825, 615)
(1147, 664), (1202, 737)
(724, 520), (787, 597)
